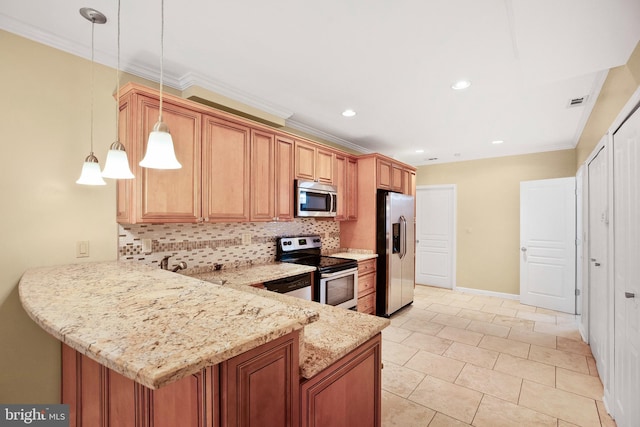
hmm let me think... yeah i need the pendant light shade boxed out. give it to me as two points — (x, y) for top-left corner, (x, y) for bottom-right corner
(77, 153), (107, 185)
(140, 121), (182, 169)
(139, 0), (181, 170)
(102, 0), (134, 180)
(77, 8), (107, 186)
(102, 141), (135, 178)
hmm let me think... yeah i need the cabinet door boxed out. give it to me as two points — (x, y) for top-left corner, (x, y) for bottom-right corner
(148, 372), (205, 427)
(401, 169), (411, 195)
(346, 158), (358, 220)
(316, 148), (334, 184)
(376, 159), (392, 190)
(391, 164), (403, 192)
(221, 332), (299, 427)
(136, 95), (202, 223)
(275, 136), (295, 221)
(295, 141), (316, 181)
(116, 99), (133, 223)
(202, 116), (251, 222)
(334, 154), (347, 221)
(250, 130), (275, 221)
(300, 334), (382, 427)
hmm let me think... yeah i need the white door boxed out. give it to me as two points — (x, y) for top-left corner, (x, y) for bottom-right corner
(613, 107), (640, 427)
(415, 185), (456, 288)
(576, 166), (584, 316)
(520, 178), (576, 313)
(587, 144), (609, 387)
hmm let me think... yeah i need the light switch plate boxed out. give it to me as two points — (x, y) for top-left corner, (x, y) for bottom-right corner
(76, 241), (90, 258)
(142, 238), (152, 254)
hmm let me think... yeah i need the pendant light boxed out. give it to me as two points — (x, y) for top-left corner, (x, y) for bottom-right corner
(76, 8), (107, 185)
(139, 0), (181, 169)
(102, 0), (134, 179)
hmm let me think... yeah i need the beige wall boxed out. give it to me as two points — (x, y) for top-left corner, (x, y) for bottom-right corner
(415, 150), (576, 295)
(575, 42), (640, 166)
(0, 31), (118, 403)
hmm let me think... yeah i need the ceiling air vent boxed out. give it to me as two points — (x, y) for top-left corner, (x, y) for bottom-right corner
(567, 95), (589, 108)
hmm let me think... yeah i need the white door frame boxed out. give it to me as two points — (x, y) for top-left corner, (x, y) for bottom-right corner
(582, 86), (640, 420)
(575, 165), (584, 318)
(608, 87), (640, 422)
(415, 184), (457, 289)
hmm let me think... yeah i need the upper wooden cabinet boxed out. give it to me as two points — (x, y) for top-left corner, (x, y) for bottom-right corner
(376, 158), (404, 192)
(376, 157), (413, 195)
(203, 116), (251, 222)
(294, 140), (334, 184)
(274, 136), (295, 221)
(116, 83), (410, 224)
(117, 90), (202, 224)
(250, 132), (294, 222)
(334, 154), (358, 221)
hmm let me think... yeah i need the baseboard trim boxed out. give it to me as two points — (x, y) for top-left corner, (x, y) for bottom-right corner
(453, 286), (519, 300)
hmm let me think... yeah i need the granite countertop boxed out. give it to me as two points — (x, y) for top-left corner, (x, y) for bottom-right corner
(191, 262), (316, 286)
(329, 251), (378, 262)
(19, 261), (318, 390)
(191, 262), (389, 379)
(225, 284), (390, 378)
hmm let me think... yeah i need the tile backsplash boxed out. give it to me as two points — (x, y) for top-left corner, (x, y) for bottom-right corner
(118, 219), (340, 274)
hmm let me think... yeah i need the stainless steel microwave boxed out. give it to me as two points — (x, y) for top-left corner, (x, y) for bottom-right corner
(295, 180), (338, 217)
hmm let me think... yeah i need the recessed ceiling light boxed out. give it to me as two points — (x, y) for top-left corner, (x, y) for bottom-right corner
(451, 80), (471, 90)
(491, 140), (504, 144)
(415, 149), (424, 153)
(342, 109), (356, 117)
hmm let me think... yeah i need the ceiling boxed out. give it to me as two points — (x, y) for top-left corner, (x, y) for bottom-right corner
(2, 0), (639, 166)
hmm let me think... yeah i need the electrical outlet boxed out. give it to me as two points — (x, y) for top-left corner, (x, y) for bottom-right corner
(142, 238), (152, 254)
(242, 233), (252, 245)
(76, 241), (90, 258)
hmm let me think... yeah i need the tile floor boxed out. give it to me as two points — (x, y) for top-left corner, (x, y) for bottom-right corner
(381, 284), (616, 427)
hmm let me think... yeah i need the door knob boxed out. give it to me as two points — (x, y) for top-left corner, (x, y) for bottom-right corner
(521, 247), (527, 252)
(625, 292), (636, 299)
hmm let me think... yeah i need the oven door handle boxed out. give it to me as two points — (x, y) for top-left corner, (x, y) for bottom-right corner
(320, 267), (358, 279)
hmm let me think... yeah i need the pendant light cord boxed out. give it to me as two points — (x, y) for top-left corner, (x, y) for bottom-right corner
(115, 0), (120, 140)
(159, 0), (164, 122)
(90, 19), (95, 155)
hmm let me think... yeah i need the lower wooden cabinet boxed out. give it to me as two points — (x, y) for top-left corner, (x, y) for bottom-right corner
(357, 259), (377, 315)
(220, 332), (299, 427)
(300, 334), (382, 427)
(62, 331), (298, 427)
(62, 331), (383, 427)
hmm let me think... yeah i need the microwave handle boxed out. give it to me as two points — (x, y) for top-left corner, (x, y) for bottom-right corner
(330, 193), (336, 213)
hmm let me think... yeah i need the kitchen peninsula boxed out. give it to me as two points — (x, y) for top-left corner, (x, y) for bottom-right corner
(19, 261), (389, 427)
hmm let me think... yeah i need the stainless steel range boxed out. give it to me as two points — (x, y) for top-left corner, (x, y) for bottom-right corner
(276, 235), (359, 310)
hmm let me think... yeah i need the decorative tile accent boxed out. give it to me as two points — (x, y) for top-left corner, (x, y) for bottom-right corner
(118, 219), (340, 274)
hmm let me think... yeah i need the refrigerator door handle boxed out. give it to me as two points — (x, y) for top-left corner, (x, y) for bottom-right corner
(400, 215), (407, 259)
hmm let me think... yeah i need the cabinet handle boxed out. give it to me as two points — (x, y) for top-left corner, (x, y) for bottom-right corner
(594, 263), (601, 267)
(625, 292), (635, 299)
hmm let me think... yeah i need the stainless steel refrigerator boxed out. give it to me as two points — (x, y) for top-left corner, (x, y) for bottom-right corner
(376, 191), (415, 317)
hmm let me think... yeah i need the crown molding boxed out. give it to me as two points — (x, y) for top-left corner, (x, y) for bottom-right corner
(178, 71), (294, 119)
(286, 119), (372, 154)
(0, 13), (88, 60)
